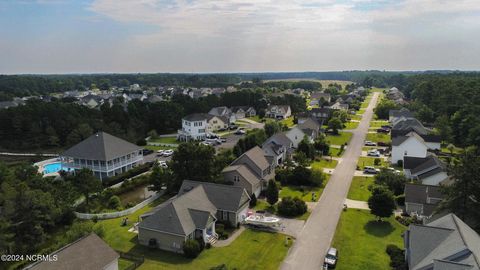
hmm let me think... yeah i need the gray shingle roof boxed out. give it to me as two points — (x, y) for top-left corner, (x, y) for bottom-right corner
(298, 118), (320, 132)
(404, 156), (431, 170)
(222, 164), (261, 187)
(407, 213), (480, 270)
(392, 131), (425, 146)
(178, 180), (250, 212)
(62, 132), (142, 161)
(264, 133), (293, 149)
(208, 106), (230, 116)
(389, 108), (414, 119)
(139, 185), (217, 236)
(183, 113), (209, 121)
(27, 233), (118, 270)
(392, 118), (428, 135)
(410, 155), (445, 175)
(232, 146), (270, 171)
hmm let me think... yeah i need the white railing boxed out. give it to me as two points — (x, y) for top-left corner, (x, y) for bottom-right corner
(74, 191), (163, 220)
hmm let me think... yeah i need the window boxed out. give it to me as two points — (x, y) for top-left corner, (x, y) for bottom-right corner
(234, 175), (240, 182)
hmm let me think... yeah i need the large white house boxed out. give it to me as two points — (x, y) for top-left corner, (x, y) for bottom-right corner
(177, 113), (208, 141)
(391, 132), (428, 164)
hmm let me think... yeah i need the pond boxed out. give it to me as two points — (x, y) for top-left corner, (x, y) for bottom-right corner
(118, 184), (156, 205)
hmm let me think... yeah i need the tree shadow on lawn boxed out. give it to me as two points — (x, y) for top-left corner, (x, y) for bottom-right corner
(363, 220), (394, 237)
(127, 243), (193, 265)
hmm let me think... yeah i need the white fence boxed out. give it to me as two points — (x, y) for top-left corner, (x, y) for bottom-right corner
(74, 191), (163, 220)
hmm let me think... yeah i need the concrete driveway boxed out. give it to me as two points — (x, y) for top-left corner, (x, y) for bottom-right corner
(281, 92), (380, 270)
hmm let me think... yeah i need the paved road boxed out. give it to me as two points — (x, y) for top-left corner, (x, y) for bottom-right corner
(281, 92), (380, 270)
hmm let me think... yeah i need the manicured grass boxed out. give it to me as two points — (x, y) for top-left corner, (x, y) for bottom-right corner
(326, 131), (353, 146)
(357, 156), (388, 170)
(360, 98), (371, 109)
(350, 114), (362, 121)
(440, 145), (463, 154)
(279, 175), (330, 203)
(253, 199), (311, 221)
(347, 176), (374, 201)
(119, 258), (135, 270)
(148, 136), (178, 145)
(247, 115), (262, 123)
(329, 147), (344, 157)
(332, 209), (405, 270)
(343, 121), (359, 130)
(144, 145), (177, 151)
(311, 158), (338, 169)
(357, 108), (366, 114)
(366, 132), (390, 143)
(369, 120), (389, 128)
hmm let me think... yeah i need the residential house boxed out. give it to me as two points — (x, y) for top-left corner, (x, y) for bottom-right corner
(262, 140), (287, 167)
(265, 105), (292, 119)
(404, 183), (443, 217)
(391, 132), (429, 164)
(206, 114), (229, 132)
(389, 108), (414, 122)
(79, 94), (104, 109)
(403, 213), (480, 270)
(297, 118), (321, 141)
(285, 127), (307, 148)
(231, 106), (256, 119)
(309, 92), (331, 106)
(391, 117), (429, 137)
(309, 107), (332, 122)
(61, 132), (143, 180)
(25, 233), (119, 270)
(209, 106), (236, 124)
(147, 95), (163, 103)
(177, 113), (208, 141)
(138, 181), (250, 252)
(403, 155), (449, 186)
(222, 146), (275, 196)
(329, 102), (349, 110)
(263, 133), (294, 160)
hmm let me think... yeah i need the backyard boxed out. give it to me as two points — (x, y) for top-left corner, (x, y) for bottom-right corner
(326, 131), (353, 146)
(332, 209), (406, 270)
(347, 176), (374, 201)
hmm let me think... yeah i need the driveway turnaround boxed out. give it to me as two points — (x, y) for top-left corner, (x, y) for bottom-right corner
(281, 92), (380, 270)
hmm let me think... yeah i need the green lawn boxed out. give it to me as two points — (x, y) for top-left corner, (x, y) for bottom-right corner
(247, 115), (262, 123)
(357, 108), (366, 115)
(347, 176), (374, 201)
(148, 136), (178, 145)
(144, 145), (177, 151)
(369, 120), (389, 128)
(332, 209), (406, 270)
(329, 147), (344, 157)
(326, 132), (353, 146)
(253, 199), (311, 221)
(366, 133), (390, 144)
(360, 98), (371, 109)
(349, 114), (362, 121)
(357, 156), (388, 170)
(440, 145), (463, 154)
(119, 258), (135, 270)
(279, 175), (330, 203)
(311, 158), (338, 169)
(343, 121), (359, 130)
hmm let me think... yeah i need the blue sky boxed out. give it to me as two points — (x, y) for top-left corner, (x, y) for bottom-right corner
(1, 0), (479, 74)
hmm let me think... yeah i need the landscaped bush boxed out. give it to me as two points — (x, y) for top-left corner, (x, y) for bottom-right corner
(386, 244), (407, 270)
(395, 194), (405, 206)
(277, 196), (307, 217)
(108, 195), (121, 210)
(276, 165), (325, 187)
(102, 162), (153, 187)
(183, 239), (202, 258)
(249, 193), (257, 207)
(395, 215), (422, 227)
(374, 158), (381, 166)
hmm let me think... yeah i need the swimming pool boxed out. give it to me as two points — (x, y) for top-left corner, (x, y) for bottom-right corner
(42, 162), (73, 174)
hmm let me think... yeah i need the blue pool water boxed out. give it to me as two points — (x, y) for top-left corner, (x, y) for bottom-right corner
(43, 162), (73, 174)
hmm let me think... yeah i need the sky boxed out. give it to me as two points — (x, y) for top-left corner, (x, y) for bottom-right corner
(0, 0), (479, 74)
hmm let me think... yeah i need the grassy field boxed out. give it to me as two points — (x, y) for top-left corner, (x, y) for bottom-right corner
(279, 175), (330, 203)
(144, 145), (177, 151)
(329, 147), (344, 157)
(369, 120), (389, 128)
(357, 108), (366, 115)
(366, 133), (390, 144)
(350, 114), (362, 121)
(119, 258), (135, 270)
(344, 121), (359, 130)
(311, 158), (338, 169)
(326, 132), (353, 145)
(357, 156), (388, 170)
(347, 176), (374, 201)
(148, 136), (178, 144)
(247, 115), (262, 122)
(98, 195), (291, 270)
(332, 209), (406, 270)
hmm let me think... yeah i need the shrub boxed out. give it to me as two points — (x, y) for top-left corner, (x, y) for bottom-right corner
(374, 158), (381, 166)
(183, 239), (201, 258)
(395, 194), (405, 206)
(136, 138), (147, 146)
(108, 195), (121, 210)
(102, 162), (153, 187)
(277, 196), (307, 217)
(205, 243), (212, 249)
(249, 193), (257, 208)
(386, 244), (407, 270)
(396, 160), (403, 167)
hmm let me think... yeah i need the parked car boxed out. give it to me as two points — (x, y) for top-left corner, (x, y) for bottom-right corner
(205, 138), (221, 145)
(158, 160), (168, 168)
(377, 128), (390, 134)
(364, 166), (380, 174)
(201, 141), (212, 146)
(229, 125), (238, 130)
(156, 150), (165, 156)
(324, 247), (338, 268)
(162, 149), (174, 157)
(220, 137), (227, 142)
(234, 129), (246, 135)
(367, 149), (381, 157)
(377, 141), (389, 147)
(206, 133), (219, 139)
(381, 125), (392, 129)
(218, 127), (227, 132)
(387, 167), (402, 174)
(364, 141), (376, 146)
(142, 149), (154, 155)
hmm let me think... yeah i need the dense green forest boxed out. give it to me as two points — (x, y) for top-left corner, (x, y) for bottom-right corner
(0, 90), (305, 151)
(0, 71), (434, 101)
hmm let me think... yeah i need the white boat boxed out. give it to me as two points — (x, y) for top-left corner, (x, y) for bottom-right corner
(245, 215), (281, 227)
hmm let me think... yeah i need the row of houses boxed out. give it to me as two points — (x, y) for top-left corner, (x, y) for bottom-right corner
(388, 108), (448, 219)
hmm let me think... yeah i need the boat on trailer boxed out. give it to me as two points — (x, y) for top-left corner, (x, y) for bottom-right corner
(244, 214), (281, 227)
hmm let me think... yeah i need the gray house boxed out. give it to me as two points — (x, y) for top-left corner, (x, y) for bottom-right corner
(403, 155), (448, 186)
(26, 233), (119, 270)
(61, 132), (144, 180)
(208, 106), (236, 124)
(404, 213), (480, 270)
(404, 183), (443, 217)
(138, 181), (250, 253)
